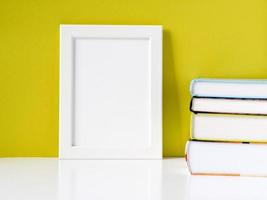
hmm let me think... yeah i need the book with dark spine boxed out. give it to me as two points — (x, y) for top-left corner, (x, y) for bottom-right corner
(190, 96), (267, 116)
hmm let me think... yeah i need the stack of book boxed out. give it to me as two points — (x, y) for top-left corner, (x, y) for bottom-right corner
(186, 79), (267, 176)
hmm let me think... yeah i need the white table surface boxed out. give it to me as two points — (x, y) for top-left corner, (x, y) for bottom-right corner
(1, 158), (267, 200)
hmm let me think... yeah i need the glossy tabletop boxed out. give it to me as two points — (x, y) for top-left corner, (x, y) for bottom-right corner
(1, 158), (267, 200)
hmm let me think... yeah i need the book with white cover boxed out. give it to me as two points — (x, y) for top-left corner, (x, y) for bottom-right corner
(190, 78), (267, 98)
(191, 96), (267, 115)
(191, 113), (267, 142)
(186, 140), (267, 176)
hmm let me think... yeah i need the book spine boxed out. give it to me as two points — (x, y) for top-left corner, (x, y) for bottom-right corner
(189, 79), (198, 96)
(185, 141), (192, 174)
(189, 113), (193, 139)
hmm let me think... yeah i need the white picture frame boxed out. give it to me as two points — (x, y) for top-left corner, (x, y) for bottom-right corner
(60, 25), (162, 159)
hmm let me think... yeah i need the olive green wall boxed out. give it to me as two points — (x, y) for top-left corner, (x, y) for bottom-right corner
(0, 0), (266, 156)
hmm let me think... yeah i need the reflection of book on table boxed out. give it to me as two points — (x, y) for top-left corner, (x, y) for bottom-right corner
(186, 175), (267, 200)
(186, 140), (267, 176)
